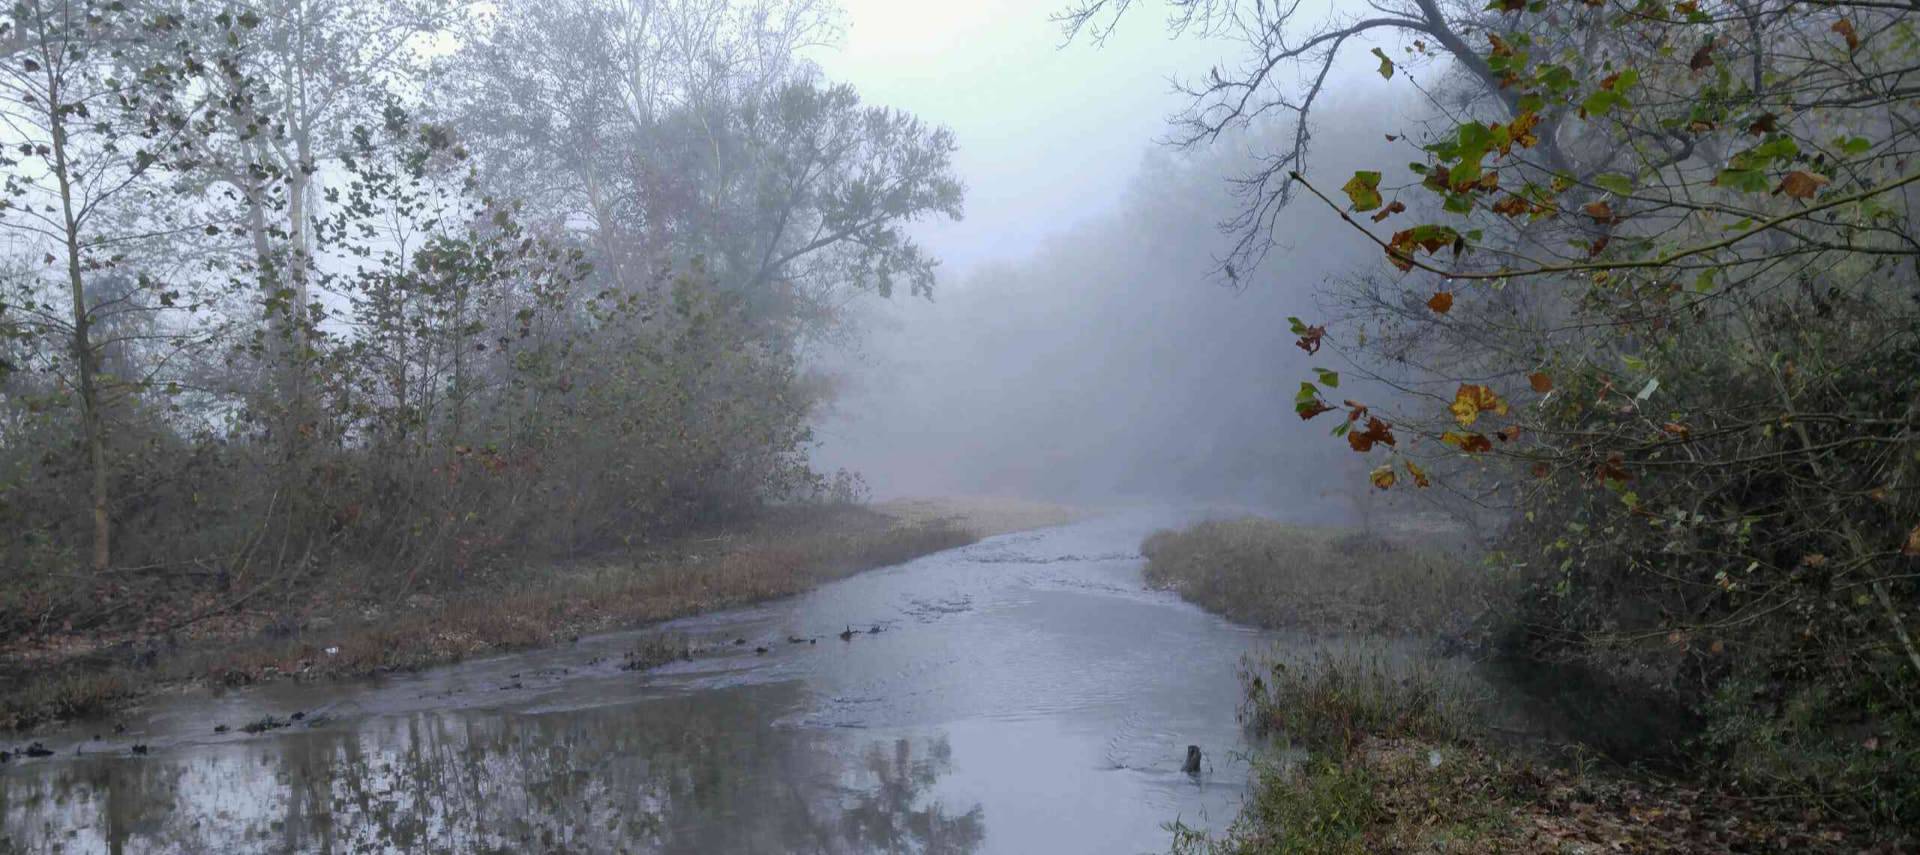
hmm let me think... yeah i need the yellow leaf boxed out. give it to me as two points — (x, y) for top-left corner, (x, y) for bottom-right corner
(1370, 465), (1397, 490)
(1451, 383), (1508, 425)
(1406, 460), (1430, 488)
(1449, 395), (1479, 426)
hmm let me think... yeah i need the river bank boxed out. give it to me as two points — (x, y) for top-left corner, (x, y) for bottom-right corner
(1144, 516), (1909, 853)
(0, 497), (1077, 733)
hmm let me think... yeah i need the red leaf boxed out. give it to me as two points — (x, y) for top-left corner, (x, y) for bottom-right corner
(1775, 171), (1830, 199)
(1295, 324), (1326, 355)
(1688, 37), (1715, 72)
(1369, 200), (1407, 223)
(1832, 18), (1859, 52)
(1427, 291), (1454, 314)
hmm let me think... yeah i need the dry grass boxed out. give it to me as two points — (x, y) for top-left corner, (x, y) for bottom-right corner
(1172, 648), (1892, 854)
(871, 496), (1081, 539)
(1141, 518), (1508, 639)
(1, 504), (981, 732)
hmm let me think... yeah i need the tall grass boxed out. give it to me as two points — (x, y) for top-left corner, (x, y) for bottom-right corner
(1142, 518), (1508, 638)
(1240, 646), (1483, 751)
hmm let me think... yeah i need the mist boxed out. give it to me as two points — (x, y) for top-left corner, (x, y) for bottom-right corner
(812, 70), (1421, 516)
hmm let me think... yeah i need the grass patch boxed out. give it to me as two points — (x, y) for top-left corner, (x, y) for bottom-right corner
(1171, 648), (1887, 854)
(0, 504), (984, 732)
(1141, 518), (1508, 638)
(1240, 646), (1481, 752)
(0, 670), (135, 731)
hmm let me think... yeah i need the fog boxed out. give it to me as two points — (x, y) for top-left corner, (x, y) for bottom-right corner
(810, 8), (1424, 512)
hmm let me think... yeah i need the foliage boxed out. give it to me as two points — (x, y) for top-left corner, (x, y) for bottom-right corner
(0, 0), (959, 647)
(1239, 645), (1483, 751)
(1071, 0), (1920, 828)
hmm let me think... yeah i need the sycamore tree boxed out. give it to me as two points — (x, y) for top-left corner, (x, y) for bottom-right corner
(0, 1), (246, 570)
(1071, 0), (1920, 821)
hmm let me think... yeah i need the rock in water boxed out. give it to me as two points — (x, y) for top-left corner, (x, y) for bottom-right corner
(1182, 745), (1202, 775)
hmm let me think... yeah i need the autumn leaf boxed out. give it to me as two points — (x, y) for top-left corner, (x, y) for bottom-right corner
(1531, 461), (1552, 478)
(1297, 399), (1336, 420)
(1406, 460), (1431, 488)
(1507, 111), (1541, 150)
(1343, 171), (1384, 212)
(1386, 225), (1461, 271)
(1776, 171), (1831, 199)
(1294, 323), (1326, 355)
(1832, 18), (1859, 52)
(1596, 452), (1631, 484)
(1746, 113), (1778, 135)
(1442, 431), (1494, 453)
(1449, 383), (1508, 426)
(1349, 417), (1398, 452)
(1367, 463), (1397, 489)
(1496, 425), (1523, 442)
(1370, 465), (1397, 490)
(1491, 195), (1533, 217)
(1369, 200), (1406, 223)
(1903, 524), (1920, 557)
(1427, 291), (1454, 314)
(1661, 422), (1692, 439)
(1528, 372), (1553, 393)
(1584, 200), (1622, 224)
(1688, 37), (1715, 72)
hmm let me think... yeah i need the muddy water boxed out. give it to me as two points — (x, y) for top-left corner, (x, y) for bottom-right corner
(3, 511), (1313, 854)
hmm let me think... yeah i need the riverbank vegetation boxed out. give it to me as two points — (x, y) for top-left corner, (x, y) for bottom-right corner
(1171, 648), (1882, 853)
(1077, 0), (1920, 843)
(1142, 519), (1504, 639)
(0, 0), (973, 730)
(1, 504), (986, 731)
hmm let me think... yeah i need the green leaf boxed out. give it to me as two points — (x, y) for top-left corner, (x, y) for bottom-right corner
(1594, 173), (1634, 195)
(1581, 89), (1625, 117)
(1314, 368), (1341, 388)
(1342, 171), (1383, 212)
(1713, 169), (1769, 193)
(1836, 136), (1872, 156)
(1371, 47), (1395, 79)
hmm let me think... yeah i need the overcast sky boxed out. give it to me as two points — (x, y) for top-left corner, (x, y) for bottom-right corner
(808, 1), (1232, 277)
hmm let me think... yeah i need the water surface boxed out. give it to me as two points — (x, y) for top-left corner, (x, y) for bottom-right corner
(4, 510), (1292, 854)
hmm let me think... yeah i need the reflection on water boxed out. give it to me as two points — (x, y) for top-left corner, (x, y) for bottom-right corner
(4, 510), (1288, 854)
(2, 685), (981, 854)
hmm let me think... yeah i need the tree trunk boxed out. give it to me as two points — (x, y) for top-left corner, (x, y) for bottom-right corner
(48, 68), (110, 571)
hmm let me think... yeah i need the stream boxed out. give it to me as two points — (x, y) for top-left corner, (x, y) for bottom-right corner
(2, 509), (1469, 854)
